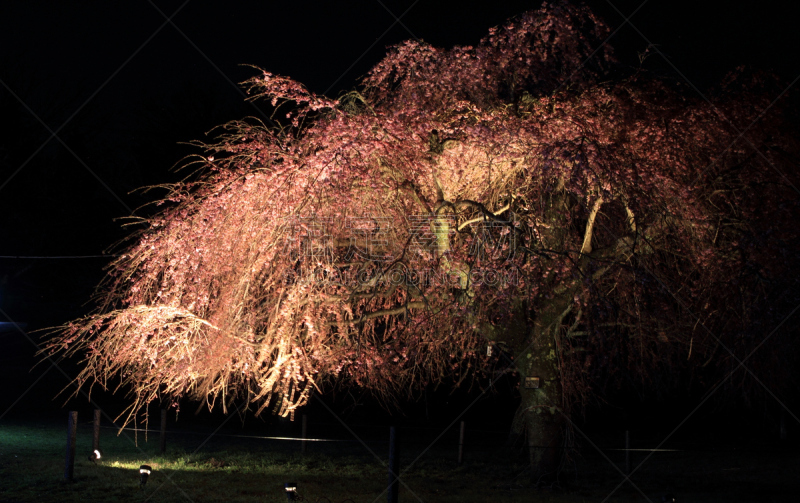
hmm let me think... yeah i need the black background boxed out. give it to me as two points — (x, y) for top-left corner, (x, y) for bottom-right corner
(1, 0), (798, 437)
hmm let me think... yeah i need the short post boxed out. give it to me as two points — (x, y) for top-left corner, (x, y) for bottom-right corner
(625, 430), (630, 476)
(159, 409), (167, 454)
(457, 420), (465, 465)
(301, 414), (308, 454)
(65, 411), (78, 481)
(388, 426), (399, 503)
(93, 409), (101, 452)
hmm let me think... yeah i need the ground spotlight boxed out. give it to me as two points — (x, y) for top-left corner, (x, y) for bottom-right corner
(284, 482), (298, 501)
(88, 449), (103, 464)
(139, 465), (152, 487)
(662, 493), (675, 502)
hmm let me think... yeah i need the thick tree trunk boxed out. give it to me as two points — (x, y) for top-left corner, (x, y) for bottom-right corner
(518, 336), (563, 480)
(520, 358), (563, 478)
(508, 296), (569, 481)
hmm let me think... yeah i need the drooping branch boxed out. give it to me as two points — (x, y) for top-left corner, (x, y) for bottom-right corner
(579, 196), (603, 255)
(326, 301), (427, 326)
(455, 199), (514, 223)
(623, 199), (637, 233)
(457, 200), (514, 231)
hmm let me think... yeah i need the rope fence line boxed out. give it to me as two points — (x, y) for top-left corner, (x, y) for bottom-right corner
(80, 419), (511, 435)
(287, 422), (510, 435)
(87, 423), (352, 443)
(606, 448), (682, 452)
(81, 422), (688, 452)
(85, 424), (494, 445)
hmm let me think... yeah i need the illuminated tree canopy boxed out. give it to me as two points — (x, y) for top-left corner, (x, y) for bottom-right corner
(47, 1), (798, 476)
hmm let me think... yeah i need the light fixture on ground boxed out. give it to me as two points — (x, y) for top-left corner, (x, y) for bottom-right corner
(88, 449), (103, 464)
(285, 482), (298, 501)
(139, 465), (152, 487)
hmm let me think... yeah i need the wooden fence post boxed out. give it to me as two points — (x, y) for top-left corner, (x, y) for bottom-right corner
(92, 409), (101, 452)
(458, 421), (465, 465)
(388, 426), (399, 503)
(625, 430), (630, 476)
(65, 411), (78, 481)
(159, 409), (167, 454)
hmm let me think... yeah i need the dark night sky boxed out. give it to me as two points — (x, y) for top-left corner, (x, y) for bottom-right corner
(0, 0), (798, 423)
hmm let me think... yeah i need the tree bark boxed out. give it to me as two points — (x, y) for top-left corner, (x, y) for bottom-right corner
(507, 295), (570, 481)
(520, 349), (563, 479)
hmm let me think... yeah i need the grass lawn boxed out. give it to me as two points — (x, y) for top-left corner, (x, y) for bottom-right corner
(1, 420), (798, 502)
